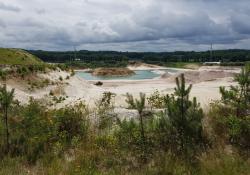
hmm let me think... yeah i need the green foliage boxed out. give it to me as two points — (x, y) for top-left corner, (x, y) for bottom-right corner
(0, 85), (15, 153)
(0, 48), (42, 65)
(10, 99), (55, 162)
(66, 60), (129, 69)
(0, 98), (90, 163)
(59, 76), (63, 81)
(210, 65), (250, 157)
(96, 92), (116, 130)
(30, 49), (250, 64)
(54, 102), (90, 145)
(199, 150), (250, 175)
(126, 93), (146, 115)
(28, 78), (51, 91)
(0, 65), (249, 173)
(0, 69), (7, 80)
(0, 63), (71, 81)
(147, 90), (165, 109)
(115, 118), (141, 150)
(94, 81), (103, 86)
(220, 64), (250, 117)
(162, 74), (207, 159)
(214, 64), (250, 154)
(125, 93), (147, 161)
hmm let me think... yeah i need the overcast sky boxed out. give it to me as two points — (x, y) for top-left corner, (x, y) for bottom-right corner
(0, 0), (250, 51)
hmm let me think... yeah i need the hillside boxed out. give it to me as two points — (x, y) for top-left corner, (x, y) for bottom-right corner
(0, 48), (42, 65)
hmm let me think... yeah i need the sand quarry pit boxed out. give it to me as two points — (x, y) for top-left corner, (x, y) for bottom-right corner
(1, 65), (240, 109)
(72, 66), (239, 108)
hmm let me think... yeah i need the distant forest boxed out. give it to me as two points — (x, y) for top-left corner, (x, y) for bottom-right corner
(28, 49), (250, 64)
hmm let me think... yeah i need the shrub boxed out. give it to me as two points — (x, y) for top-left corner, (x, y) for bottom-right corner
(49, 90), (54, 96)
(115, 118), (141, 150)
(54, 102), (90, 145)
(147, 90), (165, 109)
(94, 81), (103, 86)
(59, 76), (63, 81)
(0, 69), (7, 80)
(10, 99), (54, 163)
(211, 63), (250, 155)
(96, 92), (116, 130)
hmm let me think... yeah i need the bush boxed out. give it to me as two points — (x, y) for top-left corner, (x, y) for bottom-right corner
(147, 90), (165, 109)
(94, 81), (103, 86)
(0, 69), (7, 80)
(211, 64), (250, 155)
(54, 102), (90, 145)
(96, 92), (116, 130)
(10, 99), (54, 163)
(59, 76), (63, 81)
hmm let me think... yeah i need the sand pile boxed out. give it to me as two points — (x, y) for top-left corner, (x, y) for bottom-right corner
(92, 68), (135, 76)
(128, 63), (165, 70)
(164, 70), (236, 83)
(160, 72), (172, 78)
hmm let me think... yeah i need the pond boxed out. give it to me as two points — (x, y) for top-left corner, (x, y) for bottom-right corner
(76, 69), (178, 80)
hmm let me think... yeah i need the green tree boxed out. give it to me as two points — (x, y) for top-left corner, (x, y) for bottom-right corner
(164, 74), (205, 159)
(0, 84), (15, 153)
(218, 64), (250, 152)
(220, 64), (250, 117)
(126, 93), (146, 150)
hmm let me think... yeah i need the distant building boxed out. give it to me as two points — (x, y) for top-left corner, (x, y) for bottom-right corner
(203, 61), (221, 66)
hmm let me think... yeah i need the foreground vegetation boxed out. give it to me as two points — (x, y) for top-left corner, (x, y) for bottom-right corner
(0, 64), (249, 174)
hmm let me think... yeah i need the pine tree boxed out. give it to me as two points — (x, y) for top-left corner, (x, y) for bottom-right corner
(126, 93), (146, 146)
(165, 74), (205, 159)
(220, 64), (250, 117)
(219, 64), (250, 150)
(0, 84), (15, 153)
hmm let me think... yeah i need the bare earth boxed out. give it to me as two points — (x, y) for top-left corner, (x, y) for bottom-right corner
(2, 65), (240, 110)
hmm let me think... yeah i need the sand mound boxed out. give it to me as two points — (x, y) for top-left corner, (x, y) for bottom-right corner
(164, 70), (236, 83)
(128, 63), (165, 70)
(160, 72), (172, 78)
(92, 68), (135, 76)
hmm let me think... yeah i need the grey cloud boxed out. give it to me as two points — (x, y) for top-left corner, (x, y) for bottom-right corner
(231, 13), (250, 35)
(1, 0), (250, 51)
(0, 2), (20, 12)
(0, 19), (6, 28)
(36, 9), (46, 15)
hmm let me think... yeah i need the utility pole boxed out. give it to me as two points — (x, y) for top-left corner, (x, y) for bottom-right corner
(210, 43), (213, 62)
(74, 46), (77, 61)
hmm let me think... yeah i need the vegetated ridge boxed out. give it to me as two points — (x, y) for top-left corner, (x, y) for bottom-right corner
(0, 48), (42, 65)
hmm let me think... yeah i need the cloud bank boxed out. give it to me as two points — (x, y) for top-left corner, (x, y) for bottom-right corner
(0, 0), (250, 51)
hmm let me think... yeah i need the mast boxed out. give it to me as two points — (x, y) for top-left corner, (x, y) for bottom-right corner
(210, 43), (213, 61)
(74, 46), (77, 61)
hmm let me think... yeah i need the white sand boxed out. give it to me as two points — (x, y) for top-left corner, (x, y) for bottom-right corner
(0, 66), (240, 110)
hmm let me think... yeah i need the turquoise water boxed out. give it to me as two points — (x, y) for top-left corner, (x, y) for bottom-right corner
(76, 69), (178, 80)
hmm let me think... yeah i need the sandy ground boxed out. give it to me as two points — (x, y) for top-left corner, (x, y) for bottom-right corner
(1, 65), (240, 111)
(64, 65), (239, 109)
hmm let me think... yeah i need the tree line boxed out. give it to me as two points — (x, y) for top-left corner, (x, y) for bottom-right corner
(28, 49), (250, 64)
